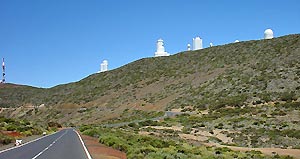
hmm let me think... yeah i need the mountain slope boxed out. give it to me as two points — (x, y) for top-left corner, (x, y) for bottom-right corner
(0, 34), (299, 125)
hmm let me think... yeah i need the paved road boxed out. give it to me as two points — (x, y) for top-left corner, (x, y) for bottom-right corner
(0, 128), (90, 159)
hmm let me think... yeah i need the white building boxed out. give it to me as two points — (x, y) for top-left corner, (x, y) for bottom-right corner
(187, 43), (191, 51)
(100, 60), (108, 72)
(154, 39), (169, 57)
(264, 29), (274, 39)
(193, 37), (203, 50)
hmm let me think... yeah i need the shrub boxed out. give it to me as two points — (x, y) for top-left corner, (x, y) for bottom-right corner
(182, 127), (191, 134)
(280, 92), (297, 102)
(215, 123), (224, 129)
(271, 110), (287, 116)
(6, 125), (17, 131)
(31, 128), (43, 135)
(22, 130), (33, 137)
(0, 134), (13, 145)
(47, 122), (62, 128)
(278, 102), (300, 110)
(80, 126), (273, 159)
(128, 123), (139, 128)
(83, 129), (100, 138)
(139, 120), (160, 127)
(260, 114), (268, 118)
(79, 125), (92, 132)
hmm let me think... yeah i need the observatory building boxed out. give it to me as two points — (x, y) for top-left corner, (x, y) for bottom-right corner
(154, 39), (170, 57)
(187, 43), (191, 51)
(192, 37), (203, 50)
(100, 60), (108, 72)
(264, 29), (274, 39)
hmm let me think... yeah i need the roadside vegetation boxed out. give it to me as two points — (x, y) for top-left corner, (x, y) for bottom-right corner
(80, 126), (293, 159)
(0, 116), (51, 145)
(80, 99), (299, 158)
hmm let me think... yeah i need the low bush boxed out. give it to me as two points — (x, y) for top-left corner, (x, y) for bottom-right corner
(280, 92), (297, 102)
(80, 126), (277, 159)
(138, 120), (160, 127)
(0, 133), (13, 145)
(47, 122), (62, 128)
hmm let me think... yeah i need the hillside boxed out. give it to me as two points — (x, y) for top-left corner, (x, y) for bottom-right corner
(0, 34), (299, 125)
(1, 34), (300, 158)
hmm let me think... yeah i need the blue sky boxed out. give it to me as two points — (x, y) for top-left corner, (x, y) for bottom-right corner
(0, 0), (299, 88)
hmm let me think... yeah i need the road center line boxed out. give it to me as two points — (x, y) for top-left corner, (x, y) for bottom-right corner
(0, 130), (58, 154)
(31, 130), (68, 159)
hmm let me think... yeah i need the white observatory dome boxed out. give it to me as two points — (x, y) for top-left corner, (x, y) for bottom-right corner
(264, 29), (274, 39)
(154, 38), (169, 57)
(157, 38), (164, 42)
(103, 60), (108, 64)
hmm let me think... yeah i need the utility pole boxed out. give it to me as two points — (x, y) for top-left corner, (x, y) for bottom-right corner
(2, 58), (5, 83)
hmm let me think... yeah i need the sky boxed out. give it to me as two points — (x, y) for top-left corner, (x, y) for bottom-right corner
(0, 0), (299, 88)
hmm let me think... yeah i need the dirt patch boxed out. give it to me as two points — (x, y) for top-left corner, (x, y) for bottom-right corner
(203, 142), (300, 159)
(179, 133), (208, 142)
(143, 125), (183, 131)
(212, 129), (234, 144)
(81, 135), (126, 159)
(180, 129), (300, 158)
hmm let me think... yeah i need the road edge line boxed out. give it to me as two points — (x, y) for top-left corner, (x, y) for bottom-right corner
(74, 129), (92, 159)
(0, 130), (59, 154)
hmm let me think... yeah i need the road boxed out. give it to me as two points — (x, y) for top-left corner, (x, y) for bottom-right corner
(0, 128), (91, 159)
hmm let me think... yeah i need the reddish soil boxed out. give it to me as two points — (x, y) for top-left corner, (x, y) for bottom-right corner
(81, 135), (126, 159)
(1, 131), (22, 138)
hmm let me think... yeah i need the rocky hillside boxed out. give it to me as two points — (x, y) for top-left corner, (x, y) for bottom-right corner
(0, 34), (299, 125)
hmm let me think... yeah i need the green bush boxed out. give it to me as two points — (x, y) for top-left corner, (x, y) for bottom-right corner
(182, 127), (191, 134)
(82, 129), (100, 138)
(215, 123), (224, 129)
(6, 125), (17, 131)
(277, 101), (300, 109)
(128, 122), (139, 128)
(79, 125), (92, 132)
(80, 125), (290, 159)
(47, 122), (62, 128)
(0, 134), (13, 145)
(138, 120), (160, 127)
(280, 92), (297, 102)
(22, 130), (33, 137)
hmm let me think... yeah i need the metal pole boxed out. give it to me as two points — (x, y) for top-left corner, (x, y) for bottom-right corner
(2, 58), (5, 83)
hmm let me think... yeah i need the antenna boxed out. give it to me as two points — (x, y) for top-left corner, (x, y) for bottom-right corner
(2, 58), (5, 83)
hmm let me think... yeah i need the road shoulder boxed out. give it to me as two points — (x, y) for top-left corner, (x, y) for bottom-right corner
(0, 135), (41, 152)
(80, 134), (126, 159)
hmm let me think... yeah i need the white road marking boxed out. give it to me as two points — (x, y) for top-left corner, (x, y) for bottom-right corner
(0, 129), (91, 159)
(31, 130), (68, 159)
(74, 129), (92, 159)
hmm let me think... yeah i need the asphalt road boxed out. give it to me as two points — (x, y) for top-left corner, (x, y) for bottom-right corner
(0, 128), (90, 159)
